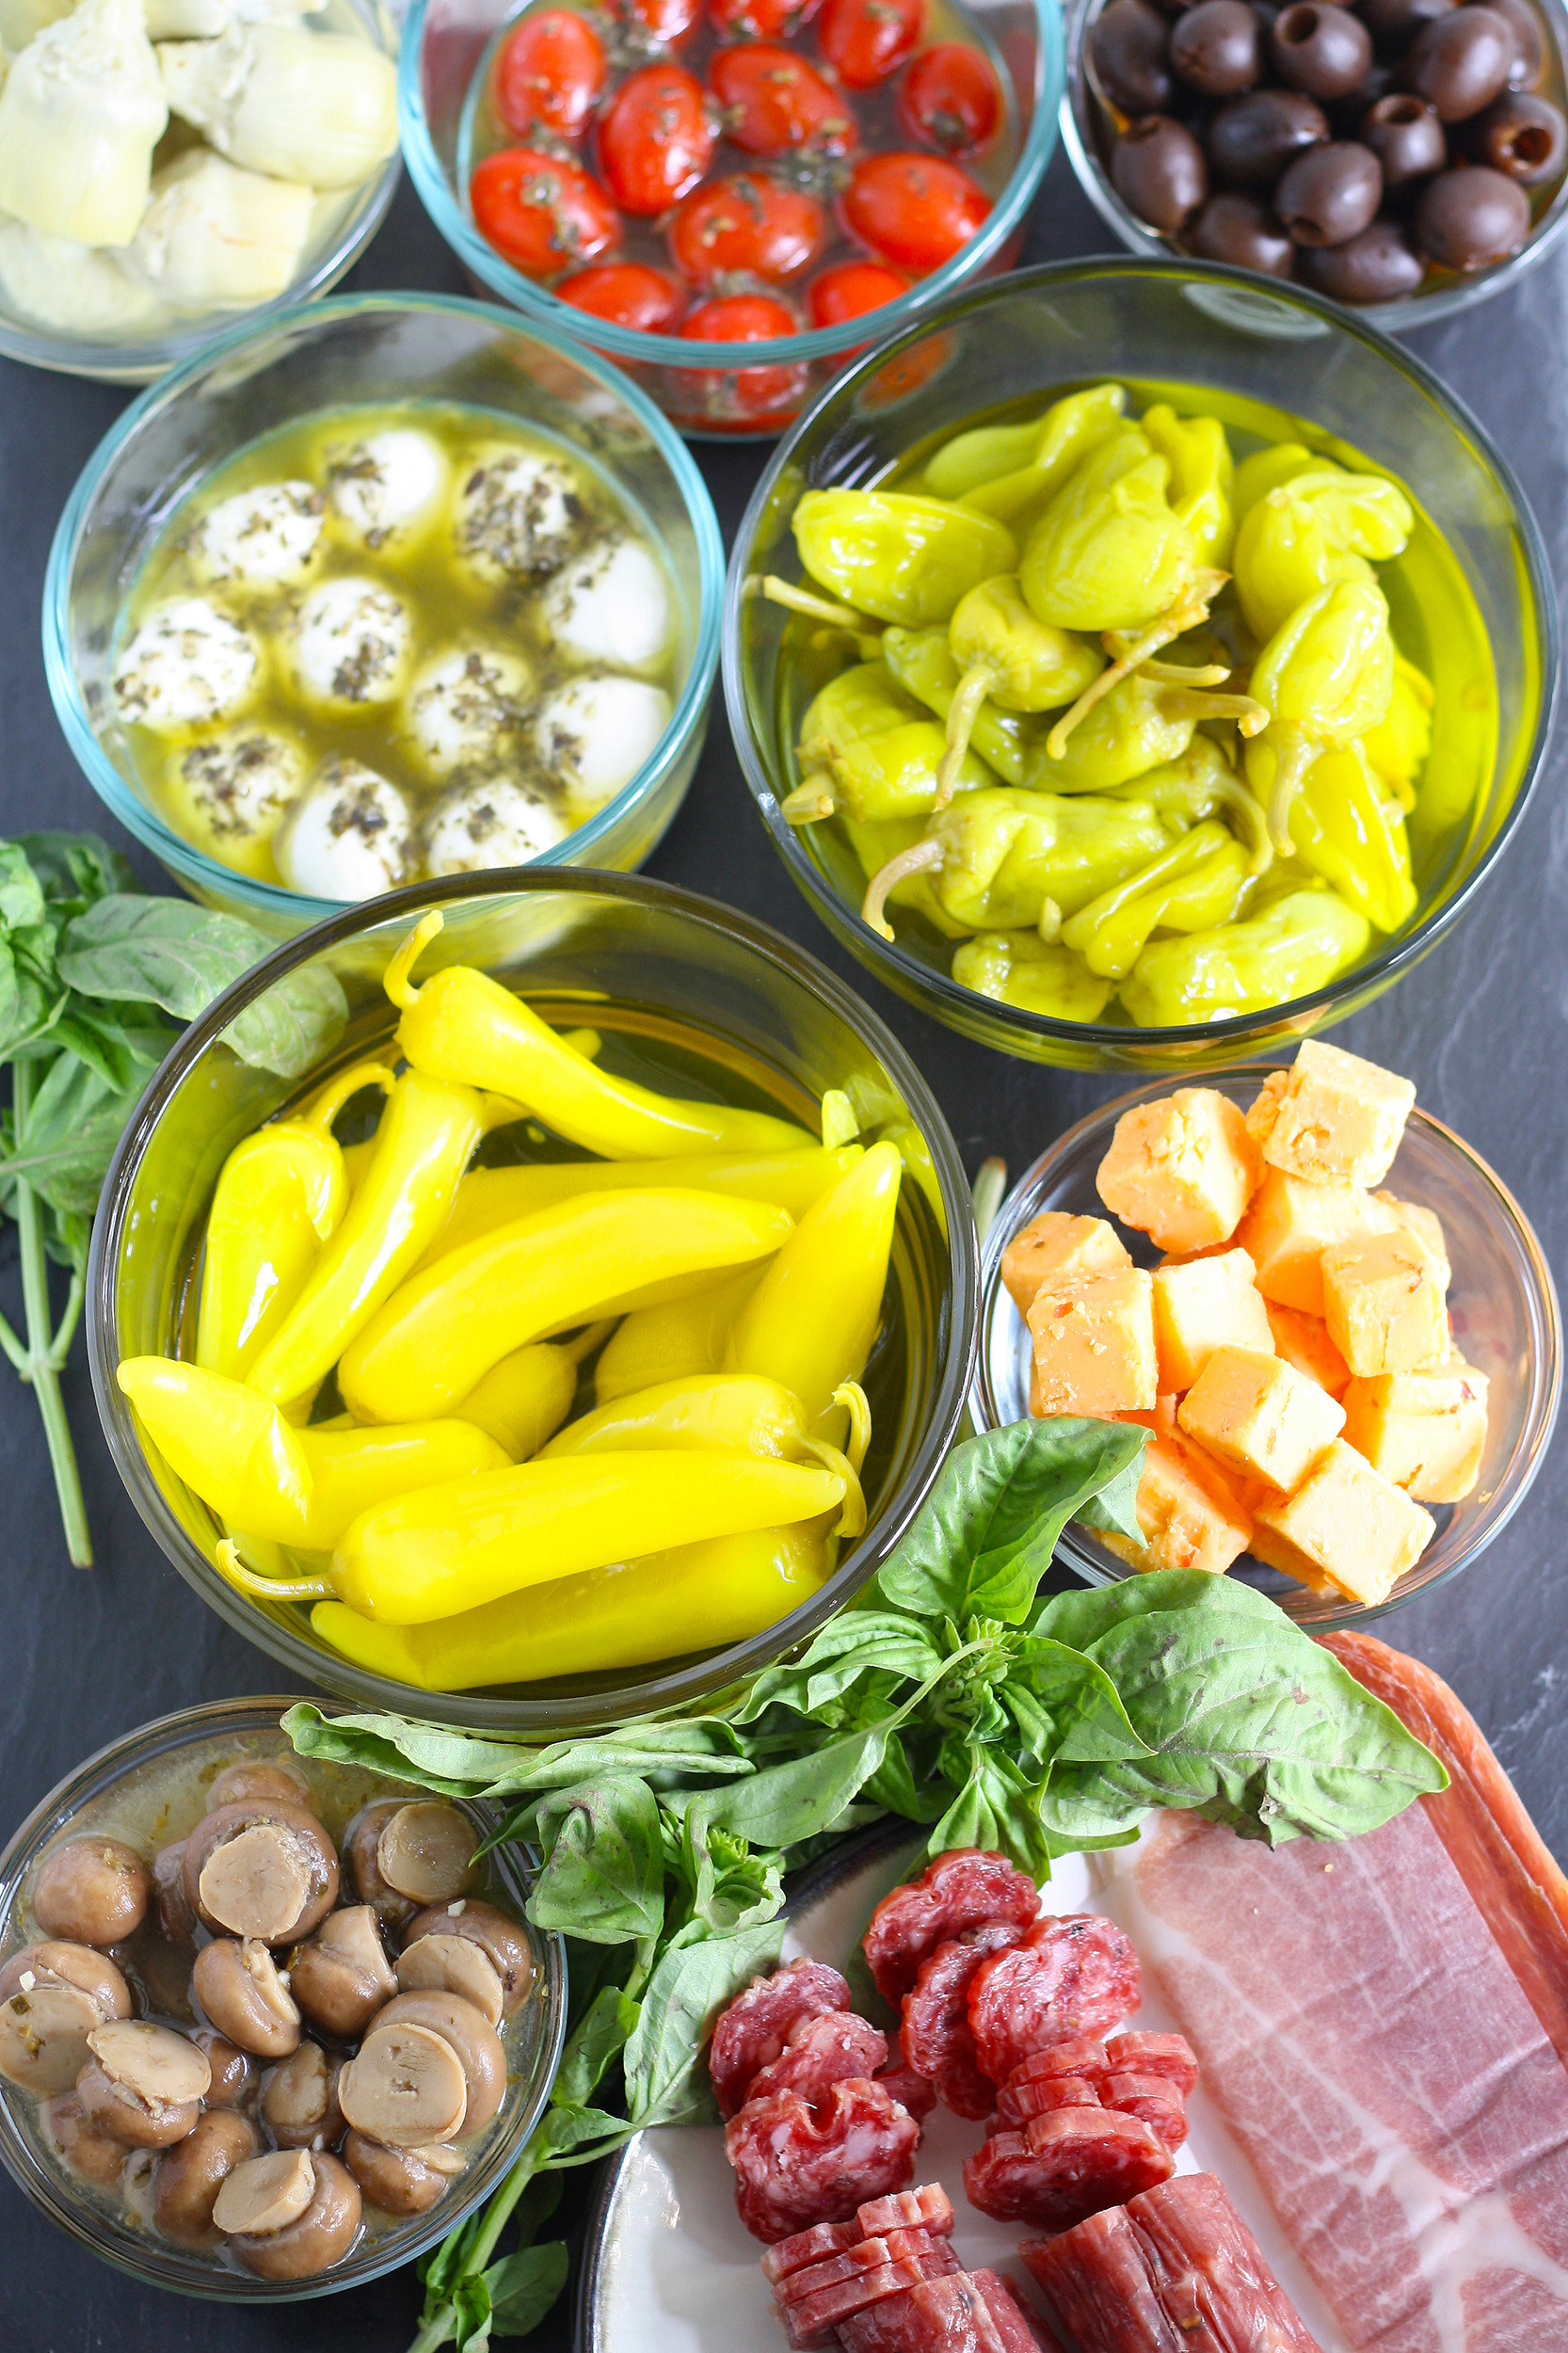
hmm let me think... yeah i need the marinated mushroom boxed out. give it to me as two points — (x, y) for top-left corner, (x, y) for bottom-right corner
(153, 2108), (263, 2241)
(76, 2020), (211, 2149)
(344, 1801), (418, 1929)
(206, 1759), (316, 1815)
(375, 1805), (478, 1908)
(152, 1843), (198, 1947)
(337, 2020), (469, 2148)
(289, 1903), (397, 2039)
(395, 1933), (504, 2029)
(192, 1937), (302, 2059)
(403, 1900), (533, 2017)
(261, 2041), (344, 2152)
(43, 2089), (131, 2190)
(31, 1838), (150, 1948)
(343, 2128), (465, 2216)
(184, 1801), (339, 1944)
(375, 1991), (506, 2137)
(0, 1942), (132, 2096)
(190, 2027), (254, 2108)
(219, 2148), (362, 2281)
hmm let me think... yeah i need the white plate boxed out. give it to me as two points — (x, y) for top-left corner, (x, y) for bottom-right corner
(580, 1822), (1349, 2353)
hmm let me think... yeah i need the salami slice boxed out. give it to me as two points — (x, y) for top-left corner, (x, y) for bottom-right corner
(777, 2227), (953, 2309)
(963, 2106), (1174, 2230)
(864, 1850), (1040, 2007)
(968, 2269), (1049, 2353)
(991, 2074), (1101, 2133)
(710, 1958), (852, 2121)
(968, 1916), (1141, 2087)
(725, 2076), (921, 2244)
(748, 2011), (889, 2109)
(839, 2271), (1010, 2353)
(877, 2057), (938, 2123)
(1002, 2034), (1111, 2091)
(1103, 2031), (1198, 2097)
(903, 1922), (1025, 2121)
(784, 2250), (958, 2350)
(760, 2186), (954, 2286)
(1102, 2069), (1188, 2150)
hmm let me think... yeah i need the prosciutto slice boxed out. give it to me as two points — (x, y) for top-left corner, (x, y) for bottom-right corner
(1119, 1633), (1568, 2353)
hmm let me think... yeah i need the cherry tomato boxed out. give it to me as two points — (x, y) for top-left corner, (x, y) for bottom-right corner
(606, 0), (700, 44)
(556, 260), (687, 328)
(598, 63), (715, 214)
(493, 9), (606, 138)
(471, 148), (620, 276)
(680, 293), (808, 424)
(709, 43), (856, 154)
(670, 171), (826, 282)
(806, 255), (909, 326)
(841, 149), (988, 269)
(709, 0), (820, 36)
(818, 0), (922, 88)
(898, 41), (1001, 155)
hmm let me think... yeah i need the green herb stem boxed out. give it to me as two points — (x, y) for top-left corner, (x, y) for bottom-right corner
(10, 1063), (91, 1568)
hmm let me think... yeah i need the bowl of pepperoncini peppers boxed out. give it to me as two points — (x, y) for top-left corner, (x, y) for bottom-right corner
(88, 872), (978, 1731)
(725, 259), (1556, 1069)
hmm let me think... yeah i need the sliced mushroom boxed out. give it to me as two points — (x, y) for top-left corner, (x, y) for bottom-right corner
(153, 1842), (198, 1947)
(337, 2021), (468, 2148)
(76, 2019), (211, 2148)
(375, 1991), (506, 2137)
(221, 2149), (362, 2281)
(214, 2146), (317, 2235)
(190, 2027), (254, 2108)
(376, 1805), (478, 1907)
(403, 1900), (533, 2017)
(31, 1837), (151, 1947)
(289, 1903), (396, 2039)
(0, 1942), (132, 2095)
(206, 1758), (315, 1815)
(395, 1934), (504, 2028)
(184, 1801), (338, 1944)
(43, 2090), (130, 2190)
(261, 2041), (344, 2152)
(343, 1801), (417, 1928)
(153, 2108), (262, 2241)
(192, 1937), (301, 2059)
(342, 2128), (465, 2217)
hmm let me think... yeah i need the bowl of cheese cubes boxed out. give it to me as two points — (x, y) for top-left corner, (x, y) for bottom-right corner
(971, 1041), (1561, 1624)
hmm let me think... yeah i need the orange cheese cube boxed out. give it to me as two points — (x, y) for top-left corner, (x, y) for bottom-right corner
(1028, 1265), (1157, 1417)
(1096, 1089), (1262, 1255)
(1264, 1302), (1351, 1401)
(1373, 1193), (1451, 1287)
(1244, 1069), (1289, 1150)
(1254, 1040), (1416, 1188)
(1341, 1355), (1489, 1503)
(1251, 1438), (1435, 1604)
(1233, 1167), (1398, 1316)
(1152, 1247), (1275, 1393)
(1100, 1430), (1254, 1577)
(1320, 1231), (1448, 1377)
(1001, 1211), (1129, 1317)
(1176, 1346), (1345, 1492)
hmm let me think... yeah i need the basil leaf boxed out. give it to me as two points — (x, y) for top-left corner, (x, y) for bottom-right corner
(0, 926), (66, 1061)
(1007, 1636), (1151, 1765)
(20, 832), (134, 914)
(860, 1731), (948, 1825)
(0, 842), (46, 932)
(281, 1705), (523, 1796)
(225, 961), (350, 1080)
(553, 1985), (640, 2108)
(484, 2242), (569, 2339)
(57, 896), (263, 1018)
(451, 2272), (493, 2353)
(484, 1721), (752, 1799)
(622, 1919), (785, 2131)
(927, 1741), (1057, 1881)
(735, 1614), (944, 1723)
(527, 1779), (664, 1945)
(0, 1054), (149, 1218)
(690, 1722), (891, 1852)
(684, 1820), (786, 1932)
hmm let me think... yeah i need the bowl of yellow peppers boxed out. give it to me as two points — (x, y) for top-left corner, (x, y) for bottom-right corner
(88, 872), (978, 1731)
(724, 257), (1557, 1070)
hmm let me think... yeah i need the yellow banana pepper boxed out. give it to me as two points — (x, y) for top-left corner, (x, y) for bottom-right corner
(594, 1265), (760, 1403)
(431, 1145), (863, 1263)
(726, 1140), (901, 1427)
(449, 1340), (584, 1460)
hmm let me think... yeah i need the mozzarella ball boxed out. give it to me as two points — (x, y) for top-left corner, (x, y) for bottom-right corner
(534, 676), (672, 809)
(405, 648), (534, 779)
(454, 450), (582, 583)
(191, 484), (324, 588)
(168, 726), (306, 851)
(328, 430), (448, 549)
(273, 760), (411, 900)
(542, 537), (670, 670)
(114, 599), (259, 732)
(290, 578), (410, 709)
(424, 778), (568, 874)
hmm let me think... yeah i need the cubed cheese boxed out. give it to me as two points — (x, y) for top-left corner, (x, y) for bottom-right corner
(1256, 1040), (1416, 1187)
(1341, 1355), (1489, 1503)
(1265, 1302), (1351, 1401)
(1233, 1167), (1398, 1316)
(1251, 1438), (1435, 1604)
(1152, 1247), (1275, 1393)
(1102, 1429), (1255, 1577)
(1001, 1211), (1129, 1317)
(1320, 1231), (1448, 1378)
(1028, 1265), (1158, 1417)
(1177, 1346), (1345, 1491)
(1244, 1068), (1288, 1150)
(1373, 1193), (1451, 1288)
(1096, 1089), (1262, 1255)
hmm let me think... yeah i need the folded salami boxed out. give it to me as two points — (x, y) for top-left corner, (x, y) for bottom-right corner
(711, 1959), (854, 2121)
(968, 1916), (1142, 2087)
(863, 1850), (1041, 2007)
(726, 2075), (920, 2243)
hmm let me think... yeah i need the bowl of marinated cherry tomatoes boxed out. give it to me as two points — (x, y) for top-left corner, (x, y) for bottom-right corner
(399, 0), (1064, 433)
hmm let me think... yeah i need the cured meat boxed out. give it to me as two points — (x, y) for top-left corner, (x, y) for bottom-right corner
(1104, 2032), (1199, 2097)
(782, 2247), (960, 2349)
(904, 1923), (1026, 2121)
(877, 2057), (939, 2124)
(777, 2227), (953, 2307)
(991, 2076), (1102, 2133)
(760, 2185), (954, 2287)
(968, 2270), (1049, 2353)
(963, 2105), (1173, 2229)
(725, 2075), (920, 2243)
(1101, 2072), (1187, 2151)
(864, 1849), (1040, 2007)
(968, 1916), (1141, 2087)
(710, 1958), (852, 2121)
(1019, 2171), (1323, 2353)
(839, 2271), (1009, 2353)
(748, 2012), (890, 2108)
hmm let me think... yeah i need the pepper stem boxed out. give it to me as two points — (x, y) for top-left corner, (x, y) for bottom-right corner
(1163, 687), (1269, 736)
(756, 576), (884, 658)
(801, 1438), (867, 1541)
(969, 1158), (1008, 1248)
(216, 1537), (331, 1604)
(781, 776), (839, 824)
(935, 664), (992, 808)
(832, 1380), (872, 1475)
(562, 1320), (616, 1367)
(1265, 731), (1323, 856)
(384, 909), (444, 1008)
(860, 837), (946, 941)
(1046, 569), (1228, 760)
(304, 1058), (397, 1134)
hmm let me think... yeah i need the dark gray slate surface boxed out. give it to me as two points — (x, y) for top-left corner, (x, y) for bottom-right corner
(0, 148), (1563, 2352)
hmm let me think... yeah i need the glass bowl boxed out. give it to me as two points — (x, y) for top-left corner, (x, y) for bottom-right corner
(88, 870), (979, 1731)
(0, 0), (401, 385)
(1061, 0), (1568, 335)
(398, 0), (1064, 440)
(42, 292), (725, 939)
(968, 1067), (1562, 1626)
(0, 1696), (566, 2299)
(724, 258), (1558, 1072)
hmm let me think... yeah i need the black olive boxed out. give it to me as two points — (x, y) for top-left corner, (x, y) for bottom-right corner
(1479, 0), (1547, 89)
(1112, 111), (1212, 224)
(1189, 187), (1298, 266)
(1275, 136), (1384, 237)
(1208, 84), (1330, 181)
(1364, 90), (1449, 179)
(1414, 159), (1532, 259)
(1405, 6), (1514, 119)
(1171, 0), (1265, 92)
(1300, 216), (1427, 292)
(1090, 0), (1176, 115)
(1467, 88), (1567, 180)
(1270, 2), (1374, 97)
(1358, 0), (1455, 53)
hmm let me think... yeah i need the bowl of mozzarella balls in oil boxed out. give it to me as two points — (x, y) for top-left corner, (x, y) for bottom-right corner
(0, 1701), (563, 2297)
(44, 293), (722, 932)
(1064, 0), (1568, 318)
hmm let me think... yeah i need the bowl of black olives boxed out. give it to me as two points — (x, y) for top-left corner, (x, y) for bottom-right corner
(1063, 0), (1568, 319)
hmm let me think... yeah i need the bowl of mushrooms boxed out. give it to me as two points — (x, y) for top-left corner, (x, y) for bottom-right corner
(0, 1697), (565, 2297)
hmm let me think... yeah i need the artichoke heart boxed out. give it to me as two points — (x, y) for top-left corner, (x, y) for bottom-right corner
(0, 0), (168, 248)
(145, 0), (305, 35)
(0, 218), (162, 334)
(0, 0), (72, 48)
(126, 149), (312, 311)
(158, 22), (398, 189)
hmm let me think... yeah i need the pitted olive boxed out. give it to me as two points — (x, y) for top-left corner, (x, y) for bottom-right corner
(0, 1942), (132, 2095)
(153, 2109), (262, 2241)
(396, 1934), (504, 2028)
(376, 1805), (478, 1907)
(76, 2020), (211, 2148)
(403, 1901), (532, 2017)
(289, 1904), (397, 2039)
(342, 2129), (465, 2217)
(192, 1938), (301, 2059)
(43, 2090), (130, 2190)
(184, 1801), (338, 1944)
(32, 1838), (150, 1947)
(190, 2027), (254, 2108)
(218, 2149), (362, 2281)
(152, 1843), (197, 1947)
(206, 1759), (315, 1815)
(261, 2041), (344, 2152)
(344, 1802), (417, 1928)
(375, 1991), (506, 2137)
(338, 2022), (469, 2148)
